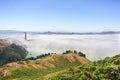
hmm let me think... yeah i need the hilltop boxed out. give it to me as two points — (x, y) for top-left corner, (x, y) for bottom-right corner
(0, 51), (89, 80)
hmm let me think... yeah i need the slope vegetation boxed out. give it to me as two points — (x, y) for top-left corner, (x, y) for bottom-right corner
(50, 54), (120, 80)
(0, 52), (89, 80)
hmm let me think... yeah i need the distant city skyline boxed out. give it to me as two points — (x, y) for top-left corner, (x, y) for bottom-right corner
(0, 0), (120, 32)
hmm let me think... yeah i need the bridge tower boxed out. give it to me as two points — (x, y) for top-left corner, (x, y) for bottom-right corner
(25, 32), (27, 40)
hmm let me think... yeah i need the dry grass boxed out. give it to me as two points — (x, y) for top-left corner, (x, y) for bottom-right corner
(0, 53), (89, 77)
(0, 40), (10, 48)
(0, 53), (89, 71)
(75, 54), (90, 64)
(0, 54), (59, 75)
(63, 53), (89, 64)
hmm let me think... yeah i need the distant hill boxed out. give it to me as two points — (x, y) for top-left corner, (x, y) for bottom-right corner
(0, 30), (120, 35)
(38, 31), (120, 35)
(0, 39), (28, 66)
(0, 51), (89, 80)
(0, 30), (23, 34)
(50, 54), (120, 80)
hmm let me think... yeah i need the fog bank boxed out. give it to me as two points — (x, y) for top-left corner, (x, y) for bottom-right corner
(0, 34), (120, 61)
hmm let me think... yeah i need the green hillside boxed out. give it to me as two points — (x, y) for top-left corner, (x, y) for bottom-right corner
(0, 51), (89, 80)
(0, 40), (28, 66)
(50, 54), (120, 80)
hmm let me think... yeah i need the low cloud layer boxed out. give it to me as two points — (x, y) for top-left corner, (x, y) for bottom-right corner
(1, 34), (120, 61)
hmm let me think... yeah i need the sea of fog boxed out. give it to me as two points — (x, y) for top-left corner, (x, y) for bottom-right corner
(0, 33), (120, 61)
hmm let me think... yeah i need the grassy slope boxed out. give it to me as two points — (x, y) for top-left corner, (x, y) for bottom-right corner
(50, 54), (120, 80)
(0, 53), (89, 80)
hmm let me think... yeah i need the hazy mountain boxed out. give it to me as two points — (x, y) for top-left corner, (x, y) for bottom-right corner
(0, 30), (120, 35)
(0, 30), (23, 34)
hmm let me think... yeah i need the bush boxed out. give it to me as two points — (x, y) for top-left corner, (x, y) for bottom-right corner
(62, 50), (86, 58)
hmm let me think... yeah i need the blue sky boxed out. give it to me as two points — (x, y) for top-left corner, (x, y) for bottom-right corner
(0, 0), (120, 32)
